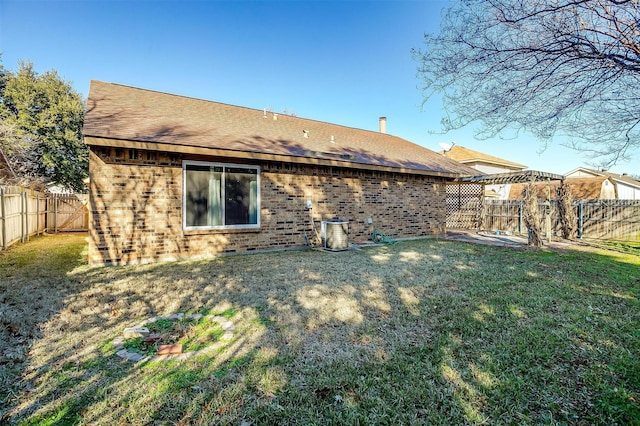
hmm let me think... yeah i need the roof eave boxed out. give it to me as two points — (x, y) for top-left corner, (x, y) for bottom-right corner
(84, 136), (466, 179)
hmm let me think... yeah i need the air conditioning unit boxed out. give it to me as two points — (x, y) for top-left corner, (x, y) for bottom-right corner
(322, 220), (349, 251)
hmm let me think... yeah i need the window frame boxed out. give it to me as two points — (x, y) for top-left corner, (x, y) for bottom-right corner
(182, 160), (261, 231)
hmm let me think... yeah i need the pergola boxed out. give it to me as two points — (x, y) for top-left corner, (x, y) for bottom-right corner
(447, 170), (567, 244)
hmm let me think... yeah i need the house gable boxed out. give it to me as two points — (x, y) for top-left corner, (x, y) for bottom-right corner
(565, 167), (602, 179)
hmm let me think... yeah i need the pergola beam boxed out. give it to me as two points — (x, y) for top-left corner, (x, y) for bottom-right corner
(453, 170), (565, 185)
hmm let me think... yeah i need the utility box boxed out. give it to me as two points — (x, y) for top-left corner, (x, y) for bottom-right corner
(322, 220), (349, 251)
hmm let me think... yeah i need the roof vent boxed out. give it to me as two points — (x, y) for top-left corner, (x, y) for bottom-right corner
(330, 135), (335, 143)
(303, 130), (309, 138)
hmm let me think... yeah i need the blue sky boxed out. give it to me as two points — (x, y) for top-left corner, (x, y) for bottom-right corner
(1, 0), (637, 175)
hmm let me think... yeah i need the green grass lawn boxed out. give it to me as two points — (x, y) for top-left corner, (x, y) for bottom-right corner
(1, 234), (639, 425)
(583, 239), (640, 257)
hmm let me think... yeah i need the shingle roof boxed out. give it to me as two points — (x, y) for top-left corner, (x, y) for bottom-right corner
(441, 145), (527, 170)
(571, 167), (640, 189)
(508, 177), (610, 200)
(83, 81), (476, 177)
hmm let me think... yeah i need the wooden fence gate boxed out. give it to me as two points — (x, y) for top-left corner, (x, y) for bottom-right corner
(48, 193), (89, 232)
(0, 186), (88, 250)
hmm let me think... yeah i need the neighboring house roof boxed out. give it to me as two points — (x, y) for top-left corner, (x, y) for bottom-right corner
(508, 177), (615, 200)
(440, 145), (527, 170)
(83, 81), (476, 177)
(565, 167), (640, 190)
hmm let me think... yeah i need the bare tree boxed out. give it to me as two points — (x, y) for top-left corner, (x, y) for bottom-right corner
(413, 0), (640, 167)
(557, 180), (577, 240)
(522, 182), (544, 246)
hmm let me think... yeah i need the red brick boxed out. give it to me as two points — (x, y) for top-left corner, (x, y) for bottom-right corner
(157, 344), (183, 355)
(88, 148), (447, 266)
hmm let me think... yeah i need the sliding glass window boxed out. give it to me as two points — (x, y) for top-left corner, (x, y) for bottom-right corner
(183, 161), (259, 229)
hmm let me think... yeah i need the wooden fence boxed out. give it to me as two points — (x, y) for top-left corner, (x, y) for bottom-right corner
(448, 198), (640, 241)
(0, 186), (88, 250)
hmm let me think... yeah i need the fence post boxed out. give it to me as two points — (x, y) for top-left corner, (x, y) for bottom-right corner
(45, 193), (50, 233)
(578, 202), (583, 239)
(518, 201), (523, 234)
(36, 192), (40, 236)
(478, 187), (485, 231)
(54, 193), (58, 233)
(24, 189), (29, 242)
(1, 187), (6, 250)
(20, 189), (25, 243)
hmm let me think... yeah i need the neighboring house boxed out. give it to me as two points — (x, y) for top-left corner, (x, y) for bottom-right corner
(508, 176), (617, 200)
(565, 167), (640, 200)
(440, 145), (527, 199)
(83, 81), (475, 265)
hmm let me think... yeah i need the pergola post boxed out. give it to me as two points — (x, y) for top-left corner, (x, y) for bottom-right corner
(545, 178), (552, 243)
(478, 183), (485, 231)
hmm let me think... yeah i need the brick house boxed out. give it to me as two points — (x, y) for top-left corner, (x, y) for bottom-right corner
(83, 81), (474, 265)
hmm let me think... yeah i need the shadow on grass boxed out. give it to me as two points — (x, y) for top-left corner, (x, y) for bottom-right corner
(0, 234), (93, 423)
(2, 235), (639, 424)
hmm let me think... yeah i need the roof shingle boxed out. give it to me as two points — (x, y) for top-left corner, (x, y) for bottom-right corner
(441, 145), (527, 170)
(508, 177), (613, 200)
(572, 167), (640, 189)
(83, 81), (476, 176)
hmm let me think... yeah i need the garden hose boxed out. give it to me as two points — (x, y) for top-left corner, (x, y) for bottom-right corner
(370, 229), (396, 245)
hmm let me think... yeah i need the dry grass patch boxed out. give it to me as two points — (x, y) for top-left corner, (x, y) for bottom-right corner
(1, 234), (639, 425)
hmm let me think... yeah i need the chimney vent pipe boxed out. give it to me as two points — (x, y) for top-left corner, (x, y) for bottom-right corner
(379, 116), (387, 134)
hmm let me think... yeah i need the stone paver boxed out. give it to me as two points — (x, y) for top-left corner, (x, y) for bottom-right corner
(123, 327), (150, 338)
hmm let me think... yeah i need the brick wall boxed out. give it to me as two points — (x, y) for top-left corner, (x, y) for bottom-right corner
(88, 147), (447, 265)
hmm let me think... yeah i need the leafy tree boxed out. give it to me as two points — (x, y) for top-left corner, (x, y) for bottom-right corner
(413, 0), (640, 167)
(0, 60), (87, 191)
